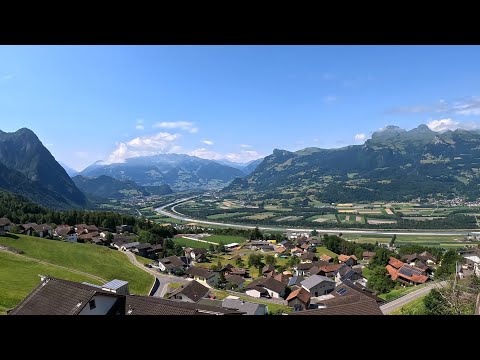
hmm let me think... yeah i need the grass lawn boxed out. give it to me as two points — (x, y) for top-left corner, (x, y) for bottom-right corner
(173, 237), (211, 249)
(205, 235), (247, 245)
(378, 283), (429, 301)
(0, 251), (103, 314)
(390, 295), (427, 315)
(0, 234), (153, 295)
(242, 212), (276, 220)
(316, 246), (338, 258)
(213, 289), (292, 314)
(135, 255), (153, 265)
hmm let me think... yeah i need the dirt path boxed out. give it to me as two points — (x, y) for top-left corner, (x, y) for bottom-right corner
(0, 248), (107, 283)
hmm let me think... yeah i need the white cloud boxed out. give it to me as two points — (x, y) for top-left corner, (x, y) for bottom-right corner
(202, 140), (214, 146)
(108, 132), (180, 163)
(354, 133), (367, 142)
(427, 118), (480, 132)
(240, 144), (252, 148)
(137, 119), (144, 124)
(323, 95), (337, 103)
(75, 151), (89, 159)
(153, 121), (198, 133)
(189, 148), (263, 164)
(135, 125), (144, 130)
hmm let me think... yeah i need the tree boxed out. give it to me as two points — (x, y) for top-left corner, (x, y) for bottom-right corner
(250, 227), (264, 240)
(333, 256), (339, 264)
(248, 253), (264, 268)
(209, 243), (215, 252)
(235, 258), (245, 268)
(217, 241), (226, 254)
(287, 255), (300, 268)
(265, 254), (276, 266)
(9, 225), (22, 234)
(311, 229), (318, 237)
(436, 250), (462, 279)
(367, 266), (395, 293)
(369, 247), (393, 268)
(390, 234), (397, 247)
(106, 232), (114, 242)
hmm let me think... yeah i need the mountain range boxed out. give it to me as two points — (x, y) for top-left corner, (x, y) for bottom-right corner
(225, 125), (480, 202)
(79, 154), (248, 191)
(0, 128), (88, 209)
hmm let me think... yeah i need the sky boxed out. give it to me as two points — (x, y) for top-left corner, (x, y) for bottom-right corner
(1, 45), (480, 171)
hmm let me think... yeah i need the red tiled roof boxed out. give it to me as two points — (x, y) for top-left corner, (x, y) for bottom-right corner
(319, 264), (343, 273)
(388, 257), (404, 269)
(386, 265), (399, 280)
(320, 254), (332, 261)
(339, 254), (357, 262)
(286, 287), (311, 304)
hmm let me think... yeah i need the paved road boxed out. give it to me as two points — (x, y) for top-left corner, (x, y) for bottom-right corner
(0, 247), (107, 283)
(380, 281), (448, 314)
(123, 251), (188, 297)
(156, 197), (471, 237)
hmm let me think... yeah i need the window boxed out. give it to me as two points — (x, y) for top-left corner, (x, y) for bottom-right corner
(89, 299), (96, 310)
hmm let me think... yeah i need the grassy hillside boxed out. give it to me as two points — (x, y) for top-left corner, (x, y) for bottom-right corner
(0, 234), (153, 296)
(0, 251), (102, 314)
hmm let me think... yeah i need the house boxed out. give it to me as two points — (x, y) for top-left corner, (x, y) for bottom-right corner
(419, 251), (437, 265)
(245, 278), (287, 299)
(133, 243), (153, 257)
(120, 242), (141, 251)
(20, 223), (38, 236)
(0, 217), (12, 236)
(287, 275), (305, 289)
(362, 251), (376, 261)
(54, 226), (78, 242)
(157, 256), (189, 274)
(222, 296), (268, 315)
(167, 280), (210, 303)
(225, 274), (245, 289)
(229, 267), (249, 278)
(190, 248), (208, 262)
(286, 287), (311, 311)
(335, 265), (365, 285)
(301, 275), (336, 297)
(78, 232), (101, 243)
(320, 254), (333, 263)
(116, 225), (133, 234)
(185, 266), (219, 288)
(274, 273), (291, 285)
(8, 276), (241, 315)
(75, 224), (99, 235)
(385, 257), (429, 285)
(294, 262), (316, 276)
(300, 252), (316, 263)
(338, 254), (358, 266)
(462, 250), (480, 276)
(290, 295), (383, 315)
(262, 264), (276, 277)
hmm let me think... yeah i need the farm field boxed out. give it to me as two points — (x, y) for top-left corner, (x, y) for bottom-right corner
(207, 212), (248, 220)
(173, 237), (211, 249)
(0, 234), (153, 295)
(242, 212), (276, 220)
(343, 234), (470, 248)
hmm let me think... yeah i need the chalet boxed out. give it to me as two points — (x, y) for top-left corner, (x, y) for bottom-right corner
(338, 254), (358, 266)
(262, 264), (276, 277)
(158, 256), (189, 274)
(190, 248), (208, 262)
(286, 287), (311, 311)
(185, 267), (219, 288)
(112, 238), (130, 250)
(229, 267), (249, 278)
(8, 277), (241, 315)
(120, 242), (141, 251)
(21, 223), (53, 238)
(300, 252), (316, 263)
(78, 232), (101, 243)
(362, 251), (376, 261)
(225, 274), (245, 289)
(301, 275), (336, 297)
(245, 278), (286, 299)
(75, 224), (99, 235)
(167, 280), (210, 303)
(54, 226), (77, 242)
(294, 262), (315, 276)
(222, 296), (268, 315)
(320, 254), (333, 263)
(319, 263), (345, 279)
(385, 257), (429, 285)
(0, 217), (12, 236)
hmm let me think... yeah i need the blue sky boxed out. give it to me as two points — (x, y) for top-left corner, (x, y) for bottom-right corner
(1, 45), (480, 171)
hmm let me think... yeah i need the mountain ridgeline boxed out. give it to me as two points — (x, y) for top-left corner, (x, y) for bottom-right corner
(0, 128), (88, 209)
(225, 125), (480, 202)
(79, 154), (246, 191)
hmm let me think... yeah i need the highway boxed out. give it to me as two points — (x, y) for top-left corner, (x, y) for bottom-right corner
(155, 197), (471, 237)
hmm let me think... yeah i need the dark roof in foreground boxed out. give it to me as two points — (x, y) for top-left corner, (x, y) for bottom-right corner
(291, 298), (383, 315)
(9, 278), (115, 315)
(168, 280), (210, 303)
(9, 277), (242, 315)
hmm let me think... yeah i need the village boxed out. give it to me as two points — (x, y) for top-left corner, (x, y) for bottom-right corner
(3, 214), (479, 315)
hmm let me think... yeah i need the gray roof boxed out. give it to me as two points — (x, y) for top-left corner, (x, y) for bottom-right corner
(168, 280), (210, 303)
(186, 266), (215, 279)
(0, 217), (11, 226)
(288, 275), (305, 287)
(135, 243), (152, 250)
(222, 298), (266, 315)
(301, 275), (335, 290)
(103, 279), (129, 290)
(121, 242), (140, 249)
